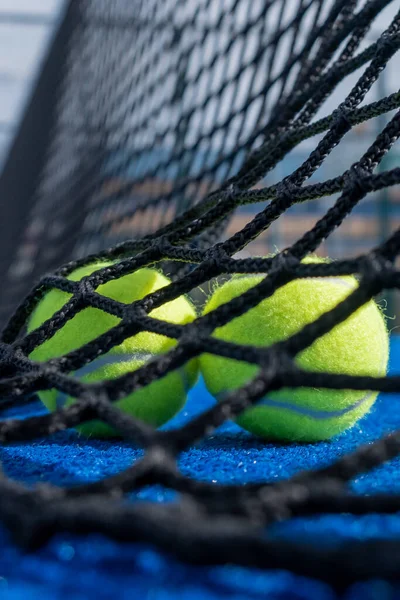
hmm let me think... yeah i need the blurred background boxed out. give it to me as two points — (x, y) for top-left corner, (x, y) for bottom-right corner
(0, 0), (398, 320)
(0, 1), (63, 170)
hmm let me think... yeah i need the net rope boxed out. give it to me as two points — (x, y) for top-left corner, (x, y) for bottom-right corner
(0, 0), (400, 586)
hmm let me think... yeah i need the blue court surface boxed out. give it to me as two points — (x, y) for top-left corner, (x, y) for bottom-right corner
(0, 337), (400, 599)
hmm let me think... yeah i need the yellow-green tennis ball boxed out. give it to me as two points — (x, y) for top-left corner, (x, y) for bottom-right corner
(28, 262), (198, 437)
(200, 257), (389, 442)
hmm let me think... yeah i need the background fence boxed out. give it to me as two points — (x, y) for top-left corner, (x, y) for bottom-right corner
(0, 1), (398, 322)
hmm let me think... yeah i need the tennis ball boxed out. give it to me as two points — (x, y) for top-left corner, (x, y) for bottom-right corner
(28, 262), (198, 437)
(200, 257), (389, 442)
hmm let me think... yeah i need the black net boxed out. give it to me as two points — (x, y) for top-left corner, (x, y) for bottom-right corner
(0, 0), (399, 586)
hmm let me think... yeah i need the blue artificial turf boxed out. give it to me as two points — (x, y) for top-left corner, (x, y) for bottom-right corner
(0, 338), (400, 599)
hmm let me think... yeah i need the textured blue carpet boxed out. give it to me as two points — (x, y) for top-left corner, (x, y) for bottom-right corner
(0, 338), (400, 599)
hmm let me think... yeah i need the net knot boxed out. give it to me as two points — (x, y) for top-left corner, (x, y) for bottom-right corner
(122, 304), (147, 324)
(343, 165), (371, 195)
(154, 236), (173, 256)
(276, 179), (299, 201)
(77, 278), (94, 300)
(40, 363), (59, 377)
(359, 252), (389, 293)
(224, 183), (239, 199)
(331, 106), (352, 131)
(203, 243), (230, 267)
(0, 342), (14, 365)
(376, 33), (395, 55)
(179, 327), (202, 352)
(273, 250), (299, 273)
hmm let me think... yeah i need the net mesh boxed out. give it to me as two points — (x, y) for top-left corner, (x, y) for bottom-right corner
(0, 0), (400, 585)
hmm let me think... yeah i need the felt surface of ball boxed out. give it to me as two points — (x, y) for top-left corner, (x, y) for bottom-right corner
(28, 262), (198, 437)
(200, 257), (389, 442)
